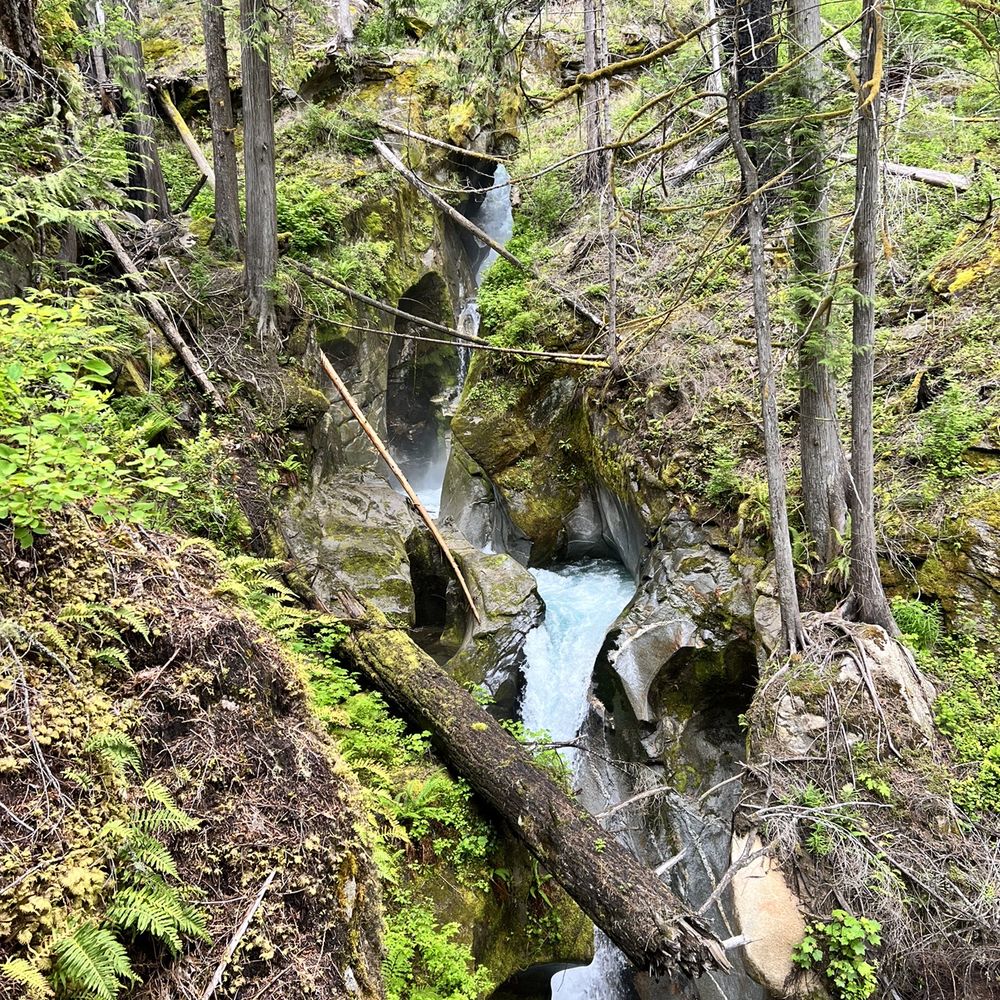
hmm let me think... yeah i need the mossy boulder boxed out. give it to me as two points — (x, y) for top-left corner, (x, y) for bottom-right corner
(280, 472), (419, 625)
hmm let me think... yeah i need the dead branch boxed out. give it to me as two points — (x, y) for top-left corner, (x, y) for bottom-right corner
(316, 350), (481, 623)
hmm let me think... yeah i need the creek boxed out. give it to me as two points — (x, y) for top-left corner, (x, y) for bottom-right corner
(384, 163), (755, 1000)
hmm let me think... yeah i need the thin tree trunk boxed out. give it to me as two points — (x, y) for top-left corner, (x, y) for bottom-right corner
(115, 0), (170, 220)
(316, 352), (480, 623)
(343, 615), (733, 979)
(790, 0), (847, 569)
(848, 0), (896, 633)
(240, 0), (278, 346)
(582, 0), (606, 192)
(96, 219), (225, 409)
(201, 0), (243, 249)
(157, 87), (216, 188)
(727, 86), (803, 654)
(705, 0), (725, 108)
(336, 0), (353, 43)
(78, 0), (110, 88)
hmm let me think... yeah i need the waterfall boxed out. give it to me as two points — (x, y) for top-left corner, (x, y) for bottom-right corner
(400, 165), (513, 514)
(519, 559), (636, 1000)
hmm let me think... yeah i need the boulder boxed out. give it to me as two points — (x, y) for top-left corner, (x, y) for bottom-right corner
(441, 533), (544, 717)
(280, 472), (419, 625)
(605, 519), (754, 724)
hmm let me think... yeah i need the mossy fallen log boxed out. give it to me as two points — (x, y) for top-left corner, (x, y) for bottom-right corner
(341, 610), (733, 981)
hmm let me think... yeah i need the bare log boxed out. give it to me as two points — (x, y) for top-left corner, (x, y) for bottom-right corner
(373, 140), (605, 329)
(95, 219), (226, 409)
(316, 351), (481, 623)
(833, 152), (971, 191)
(343, 615), (733, 979)
(379, 121), (507, 163)
(157, 87), (216, 189)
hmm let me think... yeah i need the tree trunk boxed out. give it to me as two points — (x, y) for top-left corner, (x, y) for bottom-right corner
(342, 616), (733, 980)
(77, 0), (110, 88)
(240, 0), (278, 346)
(790, 0), (847, 569)
(581, 0), (607, 192)
(723, 0), (776, 193)
(336, 0), (353, 44)
(0, 0), (44, 94)
(727, 86), (803, 654)
(201, 0), (243, 249)
(115, 0), (170, 220)
(848, 0), (896, 633)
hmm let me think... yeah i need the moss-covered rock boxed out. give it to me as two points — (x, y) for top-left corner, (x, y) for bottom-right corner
(280, 472), (419, 625)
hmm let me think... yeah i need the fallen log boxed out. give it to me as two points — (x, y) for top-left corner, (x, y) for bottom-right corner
(290, 260), (608, 366)
(343, 613), (733, 980)
(832, 151), (971, 191)
(96, 219), (226, 409)
(379, 121), (508, 163)
(373, 140), (606, 330)
(157, 87), (215, 189)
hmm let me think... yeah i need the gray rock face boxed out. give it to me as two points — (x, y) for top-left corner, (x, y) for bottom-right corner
(442, 532), (544, 717)
(605, 519), (754, 724)
(280, 472), (420, 625)
(440, 439), (497, 549)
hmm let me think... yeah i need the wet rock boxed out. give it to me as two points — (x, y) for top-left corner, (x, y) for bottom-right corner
(280, 472), (419, 625)
(605, 519), (754, 724)
(440, 439), (496, 548)
(442, 532), (543, 717)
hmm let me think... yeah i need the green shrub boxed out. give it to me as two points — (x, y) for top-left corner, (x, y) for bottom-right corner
(382, 893), (493, 1000)
(276, 177), (351, 254)
(920, 620), (1000, 815)
(913, 385), (992, 476)
(891, 598), (942, 652)
(793, 909), (881, 1000)
(0, 292), (180, 547)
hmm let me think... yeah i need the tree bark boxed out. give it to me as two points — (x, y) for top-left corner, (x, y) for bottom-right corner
(790, 0), (847, 569)
(157, 87), (216, 188)
(114, 0), (170, 220)
(581, 0), (607, 192)
(201, 0), (243, 249)
(240, 0), (278, 346)
(727, 86), (803, 654)
(342, 615), (733, 980)
(848, 0), (896, 633)
(0, 0), (44, 94)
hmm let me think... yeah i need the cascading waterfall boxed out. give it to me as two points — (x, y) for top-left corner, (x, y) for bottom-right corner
(519, 560), (637, 1000)
(403, 165), (513, 515)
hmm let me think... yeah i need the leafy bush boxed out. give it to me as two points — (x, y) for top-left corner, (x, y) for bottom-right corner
(891, 598), (942, 652)
(276, 177), (351, 253)
(793, 909), (882, 1000)
(382, 893), (493, 1000)
(912, 384), (992, 476)
(0, 292), (180, 546)
(919, 617), (1000, 815)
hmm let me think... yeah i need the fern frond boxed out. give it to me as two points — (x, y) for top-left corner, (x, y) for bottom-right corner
(122, 829), (178, 878)
(107, 601), (151, 642)
(1, 958), (53, 999)
(50, 924), (136, 1000)
(134, 780), (198, 833)
(108, 881), (209, 954)
(85, 731), (141, 782)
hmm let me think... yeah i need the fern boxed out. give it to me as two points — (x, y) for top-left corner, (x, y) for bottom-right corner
(50, 924), (137, 1000)
(107, 879), (209, 955)
(1, 958), (53, 999)
(85, 732), (142, 783)
(122, 829), (180, 878)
